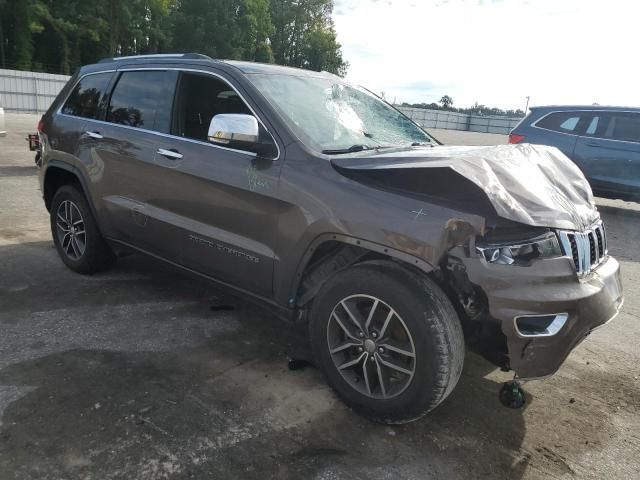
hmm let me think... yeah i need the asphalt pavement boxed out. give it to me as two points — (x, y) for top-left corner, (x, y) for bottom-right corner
(1, 113), (639, 479)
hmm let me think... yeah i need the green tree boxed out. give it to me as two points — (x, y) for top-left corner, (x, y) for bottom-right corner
(0, 0), (6, 67)
(236, 0), (275, 62)
(0, 0), (347, 75)
(169, 0), (273, 61)
(304, 23), (348, 75)
(439, 94), (453, 109)
(270, 0), (347, 75)
(1, 0), (36, 70)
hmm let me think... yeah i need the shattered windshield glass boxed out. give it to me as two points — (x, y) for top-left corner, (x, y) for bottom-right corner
(248, 73), (434, 153)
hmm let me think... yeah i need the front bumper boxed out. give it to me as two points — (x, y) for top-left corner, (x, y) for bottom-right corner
(463, 253), (623, 379)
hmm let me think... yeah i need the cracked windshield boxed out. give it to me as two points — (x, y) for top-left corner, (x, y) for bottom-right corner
(250, 74), (433, 152)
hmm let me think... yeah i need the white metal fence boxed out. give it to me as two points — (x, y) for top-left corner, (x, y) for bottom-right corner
(397, 106), (522, 135)
(0, 68), (523, 134)
(0, 69), (70, 114)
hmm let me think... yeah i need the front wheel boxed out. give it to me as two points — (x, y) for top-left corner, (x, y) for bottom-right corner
(309, 261), (465, 423)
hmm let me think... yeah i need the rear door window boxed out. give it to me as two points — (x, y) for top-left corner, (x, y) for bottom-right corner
(106, 70), (178, 133)
(61, 72), (113, 119)
(581, 112), (640, 143)
(610, 113), (640, 143)
(535, 111), (586, 134)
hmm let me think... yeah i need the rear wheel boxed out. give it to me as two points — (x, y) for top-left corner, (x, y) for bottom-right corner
(309, 261), (464, 423)
(50, 185), (115, 273)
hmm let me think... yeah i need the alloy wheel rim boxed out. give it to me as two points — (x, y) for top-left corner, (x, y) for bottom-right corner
(55, 200), (86, 260)
(327, 294), (416, 399)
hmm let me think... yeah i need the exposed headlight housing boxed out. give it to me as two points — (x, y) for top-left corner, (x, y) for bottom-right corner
(476, 232), (562, 266)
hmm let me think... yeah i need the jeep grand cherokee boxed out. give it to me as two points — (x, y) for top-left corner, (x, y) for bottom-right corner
(36, 54), (623, 423)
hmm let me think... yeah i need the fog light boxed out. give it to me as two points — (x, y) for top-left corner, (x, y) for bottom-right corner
(514, 313), (568, 337)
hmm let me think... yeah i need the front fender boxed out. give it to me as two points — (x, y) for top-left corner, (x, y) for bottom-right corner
(285, 209), (485, 307)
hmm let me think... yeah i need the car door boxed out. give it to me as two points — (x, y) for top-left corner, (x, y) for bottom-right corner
(142, 69), (283, 298)
(48, 71), (116, 217)
(92, 68), (184, 261)
(573, 112), (640, 197)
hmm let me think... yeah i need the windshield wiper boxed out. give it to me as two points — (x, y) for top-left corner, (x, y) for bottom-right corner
(322, 144), (398, 155)
(322, 144), (375, 155)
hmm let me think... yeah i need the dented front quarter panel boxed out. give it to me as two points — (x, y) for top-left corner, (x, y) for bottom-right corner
(274, 143), (486, 305)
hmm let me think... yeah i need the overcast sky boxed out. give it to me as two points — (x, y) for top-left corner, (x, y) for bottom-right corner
(333, 0), (638, 110)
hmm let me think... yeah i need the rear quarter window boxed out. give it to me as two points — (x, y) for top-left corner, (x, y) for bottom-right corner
(583, 114), (613, 138)
(61, 72), (113, 119)
(535, 111), (585, 134)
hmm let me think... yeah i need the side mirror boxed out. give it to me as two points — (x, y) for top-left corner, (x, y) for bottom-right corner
(208, 113), (259, 144)
(208, 113), (276, 158)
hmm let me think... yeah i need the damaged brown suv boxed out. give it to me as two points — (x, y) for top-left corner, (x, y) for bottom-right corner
(37, 54), (623, 423)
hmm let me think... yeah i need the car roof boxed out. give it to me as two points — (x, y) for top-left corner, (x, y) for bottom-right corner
(80, 53), (337, 79)
(221, 60), (338, 78)
(531, 105), (640, 112)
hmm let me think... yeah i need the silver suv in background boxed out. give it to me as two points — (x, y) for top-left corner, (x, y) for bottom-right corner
(510, 105), (640, 200)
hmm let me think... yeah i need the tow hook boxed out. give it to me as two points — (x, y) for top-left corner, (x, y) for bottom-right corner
(499, 379), (526, 409)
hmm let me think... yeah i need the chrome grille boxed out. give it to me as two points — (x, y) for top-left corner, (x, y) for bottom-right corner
(558, 222), (608, 276)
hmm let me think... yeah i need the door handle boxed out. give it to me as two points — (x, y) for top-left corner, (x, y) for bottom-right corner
(156, 148), (183, 160)
(84, 131), (103, 139)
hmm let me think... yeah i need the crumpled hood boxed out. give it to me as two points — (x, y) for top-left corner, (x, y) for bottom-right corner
(331, 143), (599, 231)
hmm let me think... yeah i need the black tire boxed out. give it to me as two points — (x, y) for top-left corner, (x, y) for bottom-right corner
(50, 184), (116, 274)
(309, 260), (464, 424)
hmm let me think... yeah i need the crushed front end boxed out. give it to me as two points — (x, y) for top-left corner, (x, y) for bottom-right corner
(445, 219), (623, 379)
(332, 143), (624, 379)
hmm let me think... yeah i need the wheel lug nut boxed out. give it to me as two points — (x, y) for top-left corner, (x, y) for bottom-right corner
(378, 347), (384, 354)
(357, 346), (363, 352)
(371, 332), (378, 338)
(358, 331), (364, 338)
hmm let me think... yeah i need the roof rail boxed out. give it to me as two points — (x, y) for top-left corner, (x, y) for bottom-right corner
(98, 53), (213, 64)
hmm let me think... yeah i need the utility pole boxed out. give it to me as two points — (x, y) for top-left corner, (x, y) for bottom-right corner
(524, 96), (530, 114)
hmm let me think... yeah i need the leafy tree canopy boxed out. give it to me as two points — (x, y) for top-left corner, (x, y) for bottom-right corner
(0, 0), (348, 76)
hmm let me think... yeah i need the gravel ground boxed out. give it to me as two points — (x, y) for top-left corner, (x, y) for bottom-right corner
(0, 113), (639, 479)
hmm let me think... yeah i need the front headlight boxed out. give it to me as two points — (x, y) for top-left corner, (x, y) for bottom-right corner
(476, 232), (562, 265)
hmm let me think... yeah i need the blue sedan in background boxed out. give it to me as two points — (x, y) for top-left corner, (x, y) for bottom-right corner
(510, 105), (640, 200)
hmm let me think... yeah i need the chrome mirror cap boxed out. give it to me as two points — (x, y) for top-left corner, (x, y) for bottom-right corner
(208, 113), (259, 145)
